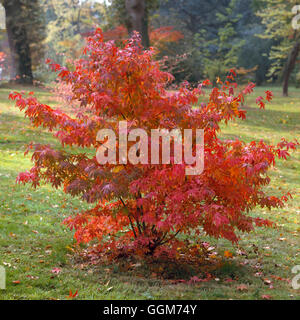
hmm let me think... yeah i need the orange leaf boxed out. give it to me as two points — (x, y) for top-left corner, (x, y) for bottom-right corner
(68, 290), (79, 299)
(224, 250), (233, 258)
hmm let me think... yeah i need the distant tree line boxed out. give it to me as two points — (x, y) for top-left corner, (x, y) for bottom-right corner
(0, 0), (299, 96)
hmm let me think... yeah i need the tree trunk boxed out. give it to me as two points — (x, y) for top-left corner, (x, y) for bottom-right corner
(125, 0), (150, 48)
(282, 41), (300, 97)
(2, 0), (33, 84)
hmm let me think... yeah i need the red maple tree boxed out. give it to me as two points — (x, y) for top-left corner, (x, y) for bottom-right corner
(10, 29), (298, 258)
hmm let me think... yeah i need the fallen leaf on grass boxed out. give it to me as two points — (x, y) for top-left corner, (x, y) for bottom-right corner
(261, 295), (272, 300)
(67, 290), (78, 299)
(188, 274), (212, 284)
(26, 275), (39, 280)
(51, 268), (61, 274)
(236, 284), (248, 291)
(12, 280), (21, 284)
(168, 279), (186, 284)
(270, 275), (291, 283)
(224, 278), (235, 283)
(224, 250), (233, 258)
(263, 279), (272, 285)
(278, 238), (287, 241)
(236, 249), (247, 256)
(188, 276), (203, 284)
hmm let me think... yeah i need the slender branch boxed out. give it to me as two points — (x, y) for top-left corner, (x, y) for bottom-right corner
(155, 231), (168, 245)
(159, 229), (182, 246)
(135, 206), (143, 235)
(119, 197), (137, 239)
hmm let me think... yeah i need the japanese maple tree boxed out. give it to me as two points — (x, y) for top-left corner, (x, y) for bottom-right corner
(10, 28), (298, 258)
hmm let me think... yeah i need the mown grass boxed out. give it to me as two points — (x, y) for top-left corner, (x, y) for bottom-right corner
(0, 84), (299, 300)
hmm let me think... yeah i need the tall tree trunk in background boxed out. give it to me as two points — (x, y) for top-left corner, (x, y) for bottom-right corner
(2, 0), (33, 84)
(125, 0), (150, 48)
(282, 41), (300, 97)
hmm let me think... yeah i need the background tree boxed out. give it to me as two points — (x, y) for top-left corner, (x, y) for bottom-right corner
(233, 0), (274, 85)
(153, 0), (231, 82)
(257, 0), (300, 96)
(151, 0), (274, 84)
(108, 0), (159, 48)
(39, 0), (106, 81)
(125, 0), (149, 48)
(1, 0), (46, 84)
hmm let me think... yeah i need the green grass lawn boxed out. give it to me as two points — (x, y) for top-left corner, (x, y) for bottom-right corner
(0, 84), (299, 300)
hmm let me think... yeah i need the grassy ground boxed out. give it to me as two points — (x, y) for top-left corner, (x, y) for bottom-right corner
(0, 84), (299, 300)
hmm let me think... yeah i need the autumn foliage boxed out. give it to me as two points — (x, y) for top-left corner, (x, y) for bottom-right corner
(9, 28), (298, 259)
(102, 25), (183, 51)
